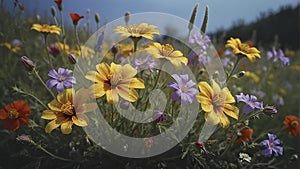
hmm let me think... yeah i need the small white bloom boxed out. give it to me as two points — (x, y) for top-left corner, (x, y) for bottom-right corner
(239, 153), (251, 162)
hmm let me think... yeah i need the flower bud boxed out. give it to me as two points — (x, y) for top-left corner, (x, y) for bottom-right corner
(16, 135), (32, 143)
(124, 11), (130, 25)
(21, 56), (35, 71)
(54, 0), (62, 11)
(188, 3), (198, 32)
(51, 6), (56, 17)
(263, 105), (277, 117)
(94, 13), (100, 23)
(68, 54), (77, 64)
(233, 71), (246, 79)
(152, 111), (165, 122)
(111, 44), (118, 55)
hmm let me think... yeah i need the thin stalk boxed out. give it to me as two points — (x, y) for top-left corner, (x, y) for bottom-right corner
(14, 87), (48, 109)
(74, 25), (81, 51)
(33, 68), (56, 99)
(43, 34), (53, 68)
(32, 142), (72, 162)
(226, 56), (242, 82)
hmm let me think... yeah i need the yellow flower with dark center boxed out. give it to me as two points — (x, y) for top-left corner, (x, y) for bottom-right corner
(145, 42), (188, 68)
(85, 62), (145, 103)
(112, 23), (160, 40)
(225, 37), (260, 62)
(41, 88), (97, 134)
(196, 80), (239, 128)
(31, 24), (61, 35)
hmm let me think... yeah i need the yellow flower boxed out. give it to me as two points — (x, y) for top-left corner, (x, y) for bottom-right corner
(31, 24), (61, 35)
(290, 65), (300, 71)
(196, 80), (239, 128)
(245, 71), (260, 83)
(85, 62), (145, 103)
(145, 42), (188, 68)
(225, 37), (260, 62)
(112, 23), (160, 40)
(0, 43), (21, 53)
(41, 88), (97, 134)
(116, 43), (134, 57)
(55, 42), (70, 52)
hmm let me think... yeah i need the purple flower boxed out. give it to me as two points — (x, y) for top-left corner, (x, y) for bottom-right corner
(189, 32), (211, 49)
(259, 133), (283, 157)
(152, 111), (165, 122)
(188, 51), (210, 67)
(223, 57), (231, 67)
(168, 74), (198, 105)
(46, 68), (76, 93)
(94, 31), (104, 52)
(11, 39), (22, 46)
(188, 32), (211, 67)
(251, 89), (266, 99)
(20, 56), (35, 71)
(273, 94), (284, 106)
(267, 48), (290, 67)
(236, 93), (263, 114)
(133, 55), (157, 71)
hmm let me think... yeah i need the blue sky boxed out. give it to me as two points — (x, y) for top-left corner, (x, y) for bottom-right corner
(4, 0), (299, 33)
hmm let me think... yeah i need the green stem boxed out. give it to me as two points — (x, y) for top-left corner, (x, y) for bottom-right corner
(60, 10), (64, 38)
(14, 87), (48, 109)
(33, 68), (56, 99)
(44, 34), (53, 68)
(31, 142), (72, 162)
(143, 69), (162, 111)
(226, 56), (242, 82)
(74, 25), (81, 51)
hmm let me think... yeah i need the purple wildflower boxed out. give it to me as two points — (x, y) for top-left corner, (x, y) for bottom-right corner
(46, 68), (76, 93)
(21, 56), (35, 71)
(168, 74), (198, 105)
(152, 111), (165, 122)
(251, 89), (266, 99)
(133, 55), (157, 71)
(236, 93), (263, 114)
(94, 31), (104, 52)
(189, 32), (211, 49)
(223, 57), (231, 67)
(259, 133), (283, 157)
(11, 39), (22, 46)
(188, 32), (211, 67)
(188, 51), (210, 67)
(267, 48), (290, 67)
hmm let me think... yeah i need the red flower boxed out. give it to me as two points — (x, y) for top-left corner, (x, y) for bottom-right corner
(54, 0), (62, 10)
(235, 127), (253, 144)
(69, 13), (84, 25)
(0, 101), (31, 131)
(283, 115), (300, 136)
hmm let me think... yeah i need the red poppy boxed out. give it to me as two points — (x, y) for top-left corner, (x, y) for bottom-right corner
(235, 127), (253, 144)
(54, 0), (62, 10)
(283, 115), (300, 136)
(0, 101), (31, 131)
(69, 13), (84, 25)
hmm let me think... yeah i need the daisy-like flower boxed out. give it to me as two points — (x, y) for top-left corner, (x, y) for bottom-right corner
(259, 133), (283, 157)
(31, 24), (61, 35)
(85, 62), (145, 104)
(225, 37), (260, 62)
(0, 101), (31, 131)
(283, 115), (300, 136)
(196, 80), (239, 128)
(236, 93), (263, 114)
(46, 68), (76, 93)
(0, 42), (21, 53)
(41, 88), (97, 134)
(69, 13), (84, 25)
(239, 153), (251, 163)
(146, 42), (188, 69)
(235, 127), (253, 144)
(112, 23), (160, 40)
(168, 74), (198, 105)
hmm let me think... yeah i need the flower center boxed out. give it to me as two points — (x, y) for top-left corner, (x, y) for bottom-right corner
(8, 108), (19, 119)
(58, 76), (65, 82)
(291, 121), (298, 127)
(242, 154), (249, 159)
(212, 93), (225, 108)
(181, 85), (189, 92)
(61, 101), (74, 116)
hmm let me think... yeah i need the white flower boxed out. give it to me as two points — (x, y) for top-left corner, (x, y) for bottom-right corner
(239, 153), (251, 163)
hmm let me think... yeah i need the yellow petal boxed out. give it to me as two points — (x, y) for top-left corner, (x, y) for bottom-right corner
(96, 62), (111, 81)
(72, 115), (88, 127)
(57, 88), (73, 104)
(211, 80), (221, 94)
(106, 89), (119, 104)
(118, 87), (138, 102)
(129, 78), (145, 89)
(224, 104), (239, 120)
(60, 120), (73, 134)
(198, 81), (213, 99)
(205, 111), (220, 125)
(222, 87), (235, 103)
(219, 114), (230, 128)
(74, 88), (89, 106)
(76, 103), (97, 114)
(45, 117), (64, 134)
(41, 110), (57, 120)
(48, 99), (62, 112)
(121, 64), (137, 79)
(89, 83), (106, 98)
(85, 71), (105, 83)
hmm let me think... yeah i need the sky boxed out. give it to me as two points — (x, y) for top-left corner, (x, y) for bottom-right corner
(3, 0), (299, 33)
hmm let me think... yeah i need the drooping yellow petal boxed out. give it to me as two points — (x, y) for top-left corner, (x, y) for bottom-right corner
(129, 78), (145, 89)
(48, 100), (62, 112)
(118, 87), (139, 102)
(198, 81), (213, 99)
(223, 87), (235, 103)
(45, 117), (64, 134)
(205, 111), (220, 125)
(219, 114), (230, 128)
(224, 104), (239, 120)
(89, 83), (106, 98)
(60, 120), (73, 134)
(41, 110), (57, 120)
(72, 116), (88, 127)
(106, 89), (119, 104)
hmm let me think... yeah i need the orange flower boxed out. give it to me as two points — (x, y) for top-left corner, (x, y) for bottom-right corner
(283, 115), (300, 136)
(69, 13), (84, 25)
(54, 0), (62, 10)
(235, 127), (253, 144)
(0, 101), (31, 131)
